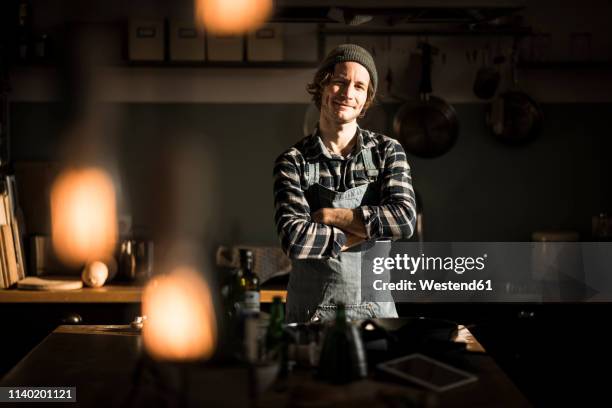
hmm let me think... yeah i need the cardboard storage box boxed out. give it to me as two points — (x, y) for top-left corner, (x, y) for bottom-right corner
(207, 34), (243, 61)
(247, 23), (284, 61)
(283, 23), (318, 62)
(128, 19), (165, 61)
(169, 20), (205, 61)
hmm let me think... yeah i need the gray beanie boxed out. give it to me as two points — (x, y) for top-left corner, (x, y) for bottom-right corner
(317, 44), (378, 93)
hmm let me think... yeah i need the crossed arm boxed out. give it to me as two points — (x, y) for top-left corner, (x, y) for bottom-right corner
(273, 140), (417, 260)
(311, 208), (367, 251)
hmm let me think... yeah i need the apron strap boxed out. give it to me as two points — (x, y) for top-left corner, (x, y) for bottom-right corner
(305, 162), (320, 188)
(361, 148), (379, 179)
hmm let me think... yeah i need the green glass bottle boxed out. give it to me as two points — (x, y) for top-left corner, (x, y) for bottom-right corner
(265, 296), (285, 359)
(316, 303), (368, 384)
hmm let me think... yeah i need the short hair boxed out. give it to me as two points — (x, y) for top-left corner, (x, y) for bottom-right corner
(306, 65), (376, 118)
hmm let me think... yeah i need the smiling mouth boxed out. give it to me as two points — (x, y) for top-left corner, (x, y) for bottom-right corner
(333, 101), (353, 109)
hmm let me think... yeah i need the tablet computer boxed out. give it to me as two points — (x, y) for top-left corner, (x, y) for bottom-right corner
(378, 353), (478, 392)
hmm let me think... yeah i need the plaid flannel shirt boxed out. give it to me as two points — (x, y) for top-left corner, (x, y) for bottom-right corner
(273, 126), (417, 260)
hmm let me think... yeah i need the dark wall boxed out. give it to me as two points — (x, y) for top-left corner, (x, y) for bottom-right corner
(10, 102), (612, 246)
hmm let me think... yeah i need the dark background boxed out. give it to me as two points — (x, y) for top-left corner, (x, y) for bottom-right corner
(10, 102), (612, 244)
(2, 0), (612, 405)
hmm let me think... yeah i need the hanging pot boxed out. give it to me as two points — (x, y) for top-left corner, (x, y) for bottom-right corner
(393, 42), (458, 159)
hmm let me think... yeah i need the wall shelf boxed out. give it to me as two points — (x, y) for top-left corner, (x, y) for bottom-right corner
(517, 61), (612, 70)
(124, 60), (319, 69)
(10, 60), (320, 72)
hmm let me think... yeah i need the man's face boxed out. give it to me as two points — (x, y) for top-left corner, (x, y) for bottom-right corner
(320, 61), (370, 125)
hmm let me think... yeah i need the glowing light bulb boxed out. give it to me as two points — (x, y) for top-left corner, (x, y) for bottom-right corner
(51, 167), (118, 266)
(142, 268), (217, 361)
(195, 0), (272, 34)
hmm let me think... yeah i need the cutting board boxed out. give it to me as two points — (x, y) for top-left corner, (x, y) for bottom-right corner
(17, 277), (83, 291)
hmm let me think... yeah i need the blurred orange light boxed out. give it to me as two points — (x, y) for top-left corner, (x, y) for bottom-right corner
(142, 268), (217, 361)
(51, 167), (118, 266)
(195, 0), (272, 34)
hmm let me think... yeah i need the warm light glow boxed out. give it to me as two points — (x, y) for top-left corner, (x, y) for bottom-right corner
(195, 0), (272, 34)
(51, 167), (118, 266)
(142, 268), (218, 361)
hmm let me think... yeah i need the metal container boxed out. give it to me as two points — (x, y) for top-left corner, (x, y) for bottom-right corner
(29, 235), (78, 275)
(116, 239), (154, 282)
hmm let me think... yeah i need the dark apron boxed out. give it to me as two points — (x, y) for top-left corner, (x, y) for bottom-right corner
(286, 147), (398, 323)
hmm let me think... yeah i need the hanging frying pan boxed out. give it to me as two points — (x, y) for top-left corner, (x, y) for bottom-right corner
(393, 42), (458, 159)
(485, 39), (543, 145)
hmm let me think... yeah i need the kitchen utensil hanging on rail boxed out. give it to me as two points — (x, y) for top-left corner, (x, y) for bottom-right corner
(485, 38), (543, 145)
(473, 42), (501, 100)
(393, 42), (458, 159)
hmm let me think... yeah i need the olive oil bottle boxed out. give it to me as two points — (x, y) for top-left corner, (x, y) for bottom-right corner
(236, 249), (260, 316)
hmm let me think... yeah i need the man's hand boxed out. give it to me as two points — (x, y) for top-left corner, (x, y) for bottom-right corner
(311, 208), (331, 225)
(312, 208), (367, 238)
(341, 232), (365, 251)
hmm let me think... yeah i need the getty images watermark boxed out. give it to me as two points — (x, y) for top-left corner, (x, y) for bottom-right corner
(361, 242), (612, 303)
(372, 253), (492, 292)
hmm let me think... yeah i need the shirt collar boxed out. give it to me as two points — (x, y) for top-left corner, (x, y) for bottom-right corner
(304, 124), (376, 160)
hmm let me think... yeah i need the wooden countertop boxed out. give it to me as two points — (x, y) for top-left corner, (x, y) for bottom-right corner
(49, 324), (483, 354)
(0, 285), (287, 304)
(0, 324), (523, 408)
(0, 284), (143, 303)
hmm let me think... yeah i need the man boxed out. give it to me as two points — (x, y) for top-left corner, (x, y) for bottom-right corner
(273, 44), (417, 322)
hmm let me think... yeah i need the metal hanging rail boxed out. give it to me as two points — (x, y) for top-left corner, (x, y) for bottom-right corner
(318, 26), (532, 37)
